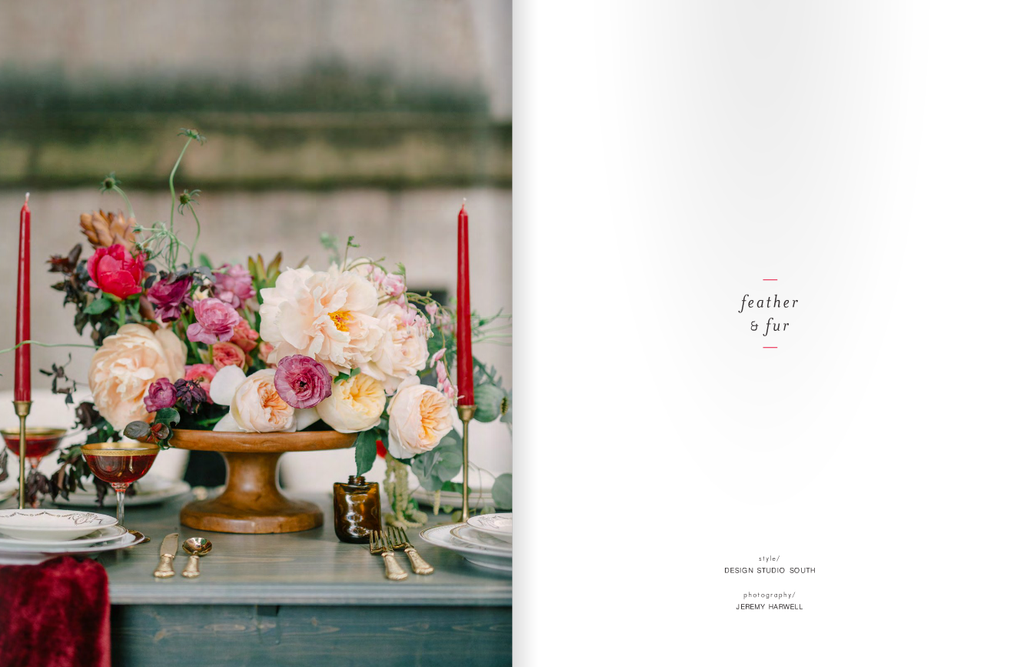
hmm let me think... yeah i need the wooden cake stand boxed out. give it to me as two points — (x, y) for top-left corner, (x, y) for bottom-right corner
(170, 429), (356, 534)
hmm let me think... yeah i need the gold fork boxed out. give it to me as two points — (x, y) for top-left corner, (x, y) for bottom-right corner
(369, 530), (408, 581)
(388, 526), (434, 575)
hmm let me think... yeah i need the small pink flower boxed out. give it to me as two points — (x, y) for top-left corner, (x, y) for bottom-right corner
(430, 348), (446, 366)
(435, 361), (457, 399)
(187, 298), (242, 344)
(230, 320), (259, 353)
(212, 342), (247, 370)
(425, 302), (438, 321)
(381, 274), (406, 297)
(184, 364), (217, 401)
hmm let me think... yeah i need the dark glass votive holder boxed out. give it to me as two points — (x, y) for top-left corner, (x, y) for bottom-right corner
(333, 475), (381, 544)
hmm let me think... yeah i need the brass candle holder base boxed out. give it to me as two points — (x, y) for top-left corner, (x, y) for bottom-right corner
(12, 400), (32, 510)
(457, 404), (477, 522)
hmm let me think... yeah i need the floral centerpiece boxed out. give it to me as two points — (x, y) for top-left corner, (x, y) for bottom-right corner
(25, 130), (511, 524)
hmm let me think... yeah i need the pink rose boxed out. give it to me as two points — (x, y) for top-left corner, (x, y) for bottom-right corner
(184, 364), (218, 401)
(214, 264), (256, 308)
(273, 355), (332, 409)
(187, 298), (242, 345)
(230, 320), (259, 353)
(86, 244), (145, 300)
(258, 342), (276, 368)
(211, 342), (246, 370)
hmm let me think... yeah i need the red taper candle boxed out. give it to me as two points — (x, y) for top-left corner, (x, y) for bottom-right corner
(456, 200), (473, 405)
(14, 193), (31, 402)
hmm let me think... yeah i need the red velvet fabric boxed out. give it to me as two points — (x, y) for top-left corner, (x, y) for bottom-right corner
(0, 556), (111, 667)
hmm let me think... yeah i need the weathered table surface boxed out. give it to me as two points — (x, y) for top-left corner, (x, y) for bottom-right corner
(11, 492), (512, 666)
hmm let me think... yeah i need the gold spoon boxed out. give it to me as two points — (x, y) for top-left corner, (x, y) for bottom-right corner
(181, 537), (212, 578)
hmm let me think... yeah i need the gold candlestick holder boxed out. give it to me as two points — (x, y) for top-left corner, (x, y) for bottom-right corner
(457, 404), (477, 522)
(13, 400), (31, 509)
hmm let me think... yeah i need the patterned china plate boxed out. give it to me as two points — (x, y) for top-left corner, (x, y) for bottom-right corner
(466, 513), (512, 541)
(0, 509), (118, 541)
(0, 525), (127, 550)
(450, 524), (513, 553)
(419, 524), (512, 572)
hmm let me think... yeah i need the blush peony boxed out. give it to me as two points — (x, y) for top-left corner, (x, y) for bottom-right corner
(315, 373), (386, 433)
(361, 303), (429, 394)
(258, 266), (382, 375)
(386, 377), (454, 458)
(88, 324), (187, 430)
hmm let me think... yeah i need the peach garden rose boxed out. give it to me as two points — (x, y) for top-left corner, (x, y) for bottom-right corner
(315, 373), (387, 433)
(229, 369), (296, 432)
(386, 376), (454, 459)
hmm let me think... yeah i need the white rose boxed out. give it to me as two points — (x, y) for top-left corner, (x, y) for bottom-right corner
(387, 377), (454, 458)
(316, 374), (387, 433)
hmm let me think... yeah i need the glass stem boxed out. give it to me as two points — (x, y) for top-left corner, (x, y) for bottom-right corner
(113, 484), (128, 526)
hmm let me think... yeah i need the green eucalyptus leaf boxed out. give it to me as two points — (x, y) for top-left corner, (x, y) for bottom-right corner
(492, 473), (512, 510)
(355, 429), (377, 477)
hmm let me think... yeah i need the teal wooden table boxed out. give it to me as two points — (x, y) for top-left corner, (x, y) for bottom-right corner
(90, 492), (512, 666)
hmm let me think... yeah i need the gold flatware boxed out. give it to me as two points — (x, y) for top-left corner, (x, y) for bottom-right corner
(369, 529), (408, 581)
(128, 530), (150, 545)
(182, 537), (212, 578)
(388, 526), (434, 575)
(153, 532), (179, 578)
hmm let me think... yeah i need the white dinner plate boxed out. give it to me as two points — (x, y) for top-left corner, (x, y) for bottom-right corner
(466, 513), (512, 541)
(51, 476), (192, 508)
(0, 524), (127, 550)
(450, 524), (513, 553)
(0, 530), (147, 564)
(411, 486), (494, 509)
(0, 509), (118, 541)
(420, 523), (512, 572)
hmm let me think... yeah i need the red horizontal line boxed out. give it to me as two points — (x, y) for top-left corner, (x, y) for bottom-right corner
(763, 346), (777, 349)
(762, 278), (778, 281)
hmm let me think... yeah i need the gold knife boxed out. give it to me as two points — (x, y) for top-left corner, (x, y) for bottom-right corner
(153, 532), (179, 578)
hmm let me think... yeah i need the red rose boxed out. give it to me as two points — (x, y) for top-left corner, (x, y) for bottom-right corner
(86, 244), (145, 300)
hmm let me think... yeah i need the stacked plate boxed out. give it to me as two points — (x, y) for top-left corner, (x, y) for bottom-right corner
(52, 475), (191, 508)
(420, 513), (513, 572)
(0, 509), (146, 564)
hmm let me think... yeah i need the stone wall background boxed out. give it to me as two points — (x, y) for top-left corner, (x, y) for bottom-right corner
(0, 0), (513, 482)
